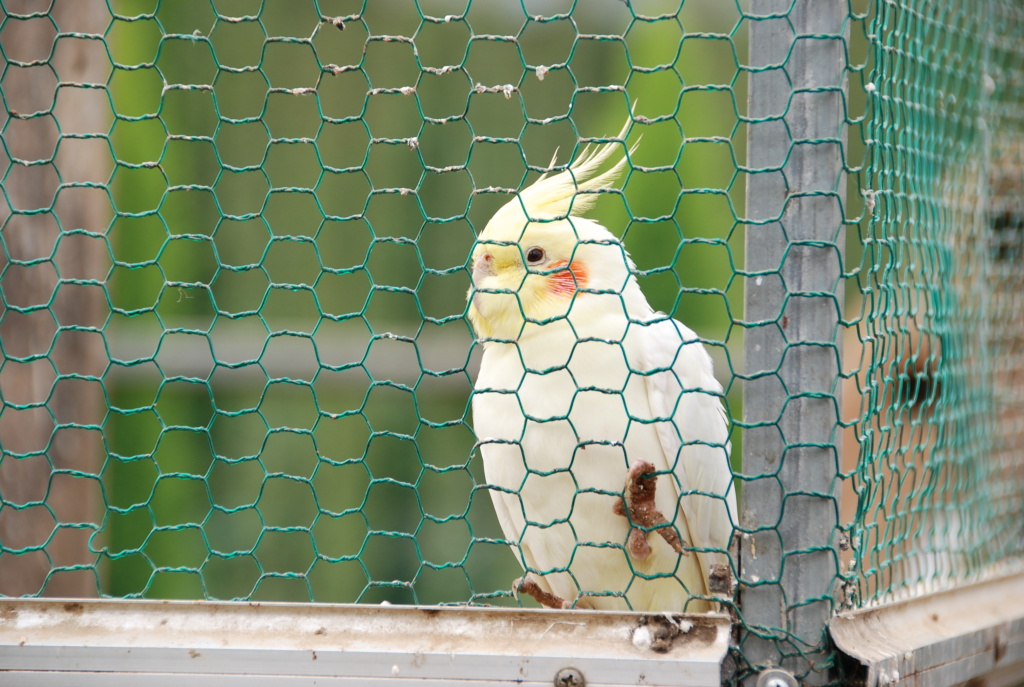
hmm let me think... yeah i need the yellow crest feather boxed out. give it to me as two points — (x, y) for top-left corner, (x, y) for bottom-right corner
(489, 116), (637, 229)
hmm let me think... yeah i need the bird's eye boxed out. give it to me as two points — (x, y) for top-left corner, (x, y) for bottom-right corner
(526, 247), (545, 265)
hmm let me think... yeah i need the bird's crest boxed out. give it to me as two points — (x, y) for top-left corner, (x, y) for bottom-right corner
(488, 116), (637, 230)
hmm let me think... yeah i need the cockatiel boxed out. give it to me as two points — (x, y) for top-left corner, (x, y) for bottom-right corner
(467, 120), (737, 613)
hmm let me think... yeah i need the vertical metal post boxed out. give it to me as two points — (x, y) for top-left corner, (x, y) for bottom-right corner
(741, 0), (848, 684)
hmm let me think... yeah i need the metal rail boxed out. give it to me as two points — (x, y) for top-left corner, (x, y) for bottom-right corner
(0, 598), (731, 686)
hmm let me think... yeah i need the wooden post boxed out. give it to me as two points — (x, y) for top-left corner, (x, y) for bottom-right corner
(0, 0), (110, 596)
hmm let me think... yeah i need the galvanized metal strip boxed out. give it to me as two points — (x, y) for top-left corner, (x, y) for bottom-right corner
(741, 0), (849, 683)
(0, 599), (731, 686)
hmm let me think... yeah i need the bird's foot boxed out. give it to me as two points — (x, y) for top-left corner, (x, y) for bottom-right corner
(614, 460), (689, 559)
(512, 575), (571, 609)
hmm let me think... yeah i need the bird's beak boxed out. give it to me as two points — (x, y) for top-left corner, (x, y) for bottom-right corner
(473, 252), (495, 282)
(471, 252), (496, 315)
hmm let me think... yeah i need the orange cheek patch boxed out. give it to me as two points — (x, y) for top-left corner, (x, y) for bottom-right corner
(547, 259), (588, 297)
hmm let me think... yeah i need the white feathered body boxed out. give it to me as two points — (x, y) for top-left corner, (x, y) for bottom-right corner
(468, 129), (736, 613)
(473, 255), (735, 612)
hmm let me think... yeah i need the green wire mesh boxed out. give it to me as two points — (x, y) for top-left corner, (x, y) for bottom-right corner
(0, 0), (745, 605)
(842, 0), (1024, 608)
(0, 0), (1022, 679)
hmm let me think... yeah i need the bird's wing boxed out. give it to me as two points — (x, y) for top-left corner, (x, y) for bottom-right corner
(635, 316), (737, 581)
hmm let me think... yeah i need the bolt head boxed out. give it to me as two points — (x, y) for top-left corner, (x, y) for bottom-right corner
(554, 666), (585, 687)
(756, 668), (798, 687)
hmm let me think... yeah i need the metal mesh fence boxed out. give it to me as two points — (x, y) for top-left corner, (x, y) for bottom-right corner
(0, 0), (748, 607)
(0, 0), (1022, 683)
(842, 0), (1024, 609)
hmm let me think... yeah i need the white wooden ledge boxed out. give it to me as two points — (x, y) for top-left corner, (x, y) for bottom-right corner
(830, 571), (1024, 687)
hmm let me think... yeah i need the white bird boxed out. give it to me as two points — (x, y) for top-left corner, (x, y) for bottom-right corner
(467, 120), (737, 613)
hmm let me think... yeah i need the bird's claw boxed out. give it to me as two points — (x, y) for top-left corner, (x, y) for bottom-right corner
(616, 460), (689, 559)
(512, 575), (571, 609)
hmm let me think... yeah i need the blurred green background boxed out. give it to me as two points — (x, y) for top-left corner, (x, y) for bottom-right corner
(101, 0), (748, 604)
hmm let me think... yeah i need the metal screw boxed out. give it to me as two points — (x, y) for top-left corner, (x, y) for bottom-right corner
(554, 666), (586, 687)
(756, 668), (798, 687)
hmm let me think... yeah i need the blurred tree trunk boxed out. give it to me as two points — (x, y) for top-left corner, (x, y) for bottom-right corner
(0, 1), (110, 596)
